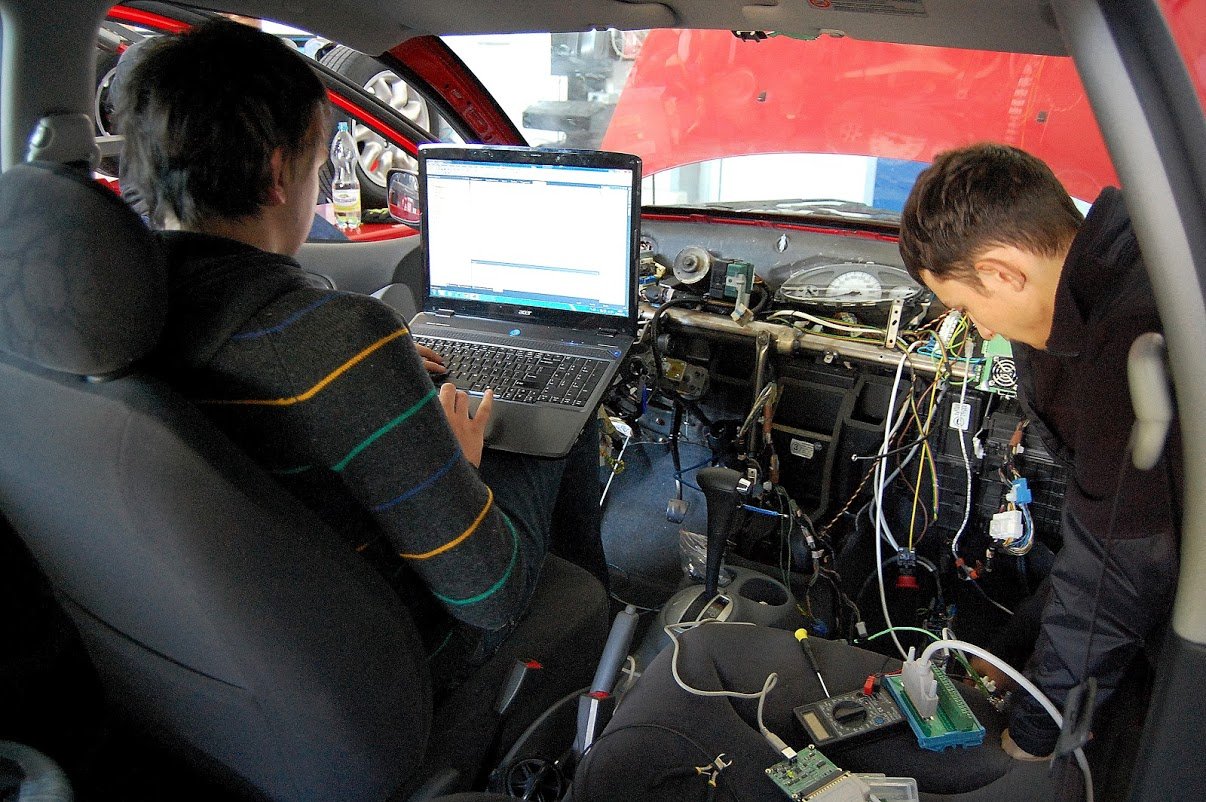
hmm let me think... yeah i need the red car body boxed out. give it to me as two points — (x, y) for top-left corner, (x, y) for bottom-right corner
(603, 30), (1117, 202)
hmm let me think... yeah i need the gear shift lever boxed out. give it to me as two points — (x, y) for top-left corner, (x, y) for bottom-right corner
(696, 466), (743, 599)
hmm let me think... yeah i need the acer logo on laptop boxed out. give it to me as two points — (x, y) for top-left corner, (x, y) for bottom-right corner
(517, 309), (533, 316)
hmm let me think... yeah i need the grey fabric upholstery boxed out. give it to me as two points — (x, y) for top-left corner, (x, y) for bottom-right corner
(0, 160), (606, 801)
(0, 163), (431, 800)
(0, 161), (165, 375)
(571, 624), (1069, 802)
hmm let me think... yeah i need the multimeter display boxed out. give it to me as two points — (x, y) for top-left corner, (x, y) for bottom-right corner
(793, 686), (906, 748)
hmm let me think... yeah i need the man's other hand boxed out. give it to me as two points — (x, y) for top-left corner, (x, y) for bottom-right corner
(1001, 728), (1048, 761)
(416, 342), (447, 375)
(439, 383), (493, 468)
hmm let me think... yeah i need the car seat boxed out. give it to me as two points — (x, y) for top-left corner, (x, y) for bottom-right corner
(570, 624), (1078, 802)
(0, 155), (607, 801)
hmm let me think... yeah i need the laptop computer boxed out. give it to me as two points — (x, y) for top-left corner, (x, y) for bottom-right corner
(410, 144), (642, 458)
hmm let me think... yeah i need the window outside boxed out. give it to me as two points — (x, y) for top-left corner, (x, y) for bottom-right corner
(447, 29), (1119, 215)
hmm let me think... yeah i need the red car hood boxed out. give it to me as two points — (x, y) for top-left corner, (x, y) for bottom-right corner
(602, 30), (1117, 202)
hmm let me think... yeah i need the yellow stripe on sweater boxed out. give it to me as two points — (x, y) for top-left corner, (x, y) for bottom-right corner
(399, 487), (493, 561)
(200, 328), (408, 406)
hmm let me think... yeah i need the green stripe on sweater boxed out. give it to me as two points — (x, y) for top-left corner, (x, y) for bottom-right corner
(434, 514), (519, 607)
(333, 387), (438, 472)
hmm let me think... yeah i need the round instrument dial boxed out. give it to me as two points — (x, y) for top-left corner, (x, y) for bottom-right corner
(825, 270), (882, 300)
(775, 261), (927, 308)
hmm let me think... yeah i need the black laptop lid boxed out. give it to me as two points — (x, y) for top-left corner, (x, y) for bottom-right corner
(418, 144), (641, 337)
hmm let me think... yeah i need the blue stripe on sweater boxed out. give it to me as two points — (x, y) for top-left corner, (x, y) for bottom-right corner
(433, 513), (519, 607)
(372, 450), (460, 512)
(231, 292), (340, 341)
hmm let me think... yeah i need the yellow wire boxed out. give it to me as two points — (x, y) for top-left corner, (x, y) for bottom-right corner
(908, 375), (944, 548)
(908, 438), (927, 550)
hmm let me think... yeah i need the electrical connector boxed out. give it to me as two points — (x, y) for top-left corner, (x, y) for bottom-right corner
(1006, 477), (1032, 505)
(900, 648), (939, 719)
(989, 509), (1023, 541)
(895, 550), (919, 589)
(937, 310), (963, 346)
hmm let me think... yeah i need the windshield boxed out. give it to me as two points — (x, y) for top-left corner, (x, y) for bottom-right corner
(445, 30), (1116, 218)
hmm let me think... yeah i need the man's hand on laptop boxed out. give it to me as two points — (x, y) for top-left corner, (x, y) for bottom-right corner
(416, 342), (447, 375)
(439, 383), (494, 467)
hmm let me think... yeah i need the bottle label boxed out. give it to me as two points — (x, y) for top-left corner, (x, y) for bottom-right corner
(332, 187), (361, 229)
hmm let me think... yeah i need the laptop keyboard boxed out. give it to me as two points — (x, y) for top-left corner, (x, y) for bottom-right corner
(416, 337), (609, 406)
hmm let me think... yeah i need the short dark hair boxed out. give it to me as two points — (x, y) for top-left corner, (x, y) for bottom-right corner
(898, 143), (1084, 284)
(114, 19), (329, 227)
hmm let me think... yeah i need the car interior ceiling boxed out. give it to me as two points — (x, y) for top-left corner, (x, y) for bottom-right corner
(0, 1), (1203, 802)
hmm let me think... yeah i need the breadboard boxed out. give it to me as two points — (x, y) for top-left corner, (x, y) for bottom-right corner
(884, 666), (985, 751)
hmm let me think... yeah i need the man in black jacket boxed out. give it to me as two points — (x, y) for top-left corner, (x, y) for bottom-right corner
(898, 142), (1182, 759)
(576, 145), (1178, 801)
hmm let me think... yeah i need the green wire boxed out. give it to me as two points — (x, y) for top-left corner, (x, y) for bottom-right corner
(864, 626), (939, 643)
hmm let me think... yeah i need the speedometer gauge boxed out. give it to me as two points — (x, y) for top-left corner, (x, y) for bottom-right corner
(776, 262), (927, 308)
(825, 270), (882, 299)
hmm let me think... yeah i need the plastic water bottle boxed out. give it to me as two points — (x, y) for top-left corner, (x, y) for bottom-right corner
(330, 121), (361, 230)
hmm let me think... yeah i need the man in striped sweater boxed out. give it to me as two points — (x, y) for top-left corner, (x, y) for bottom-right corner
(115, 19), (607, 691)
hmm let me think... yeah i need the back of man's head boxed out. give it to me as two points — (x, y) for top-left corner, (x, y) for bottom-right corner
(115, 19), (327, 228)
(899, 143), (1084, 285)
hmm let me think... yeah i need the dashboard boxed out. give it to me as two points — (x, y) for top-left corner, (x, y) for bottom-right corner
(608, 209), (1068, 648)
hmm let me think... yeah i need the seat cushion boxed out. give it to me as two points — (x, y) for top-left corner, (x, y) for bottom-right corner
(416, 555), (609, 795)
(571, 624), (1061, 801)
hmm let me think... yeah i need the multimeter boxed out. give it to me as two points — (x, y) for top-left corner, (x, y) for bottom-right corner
(792, 684), (906, 748)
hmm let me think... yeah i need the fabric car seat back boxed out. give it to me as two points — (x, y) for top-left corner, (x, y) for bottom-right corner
(0, 161), (432, 800)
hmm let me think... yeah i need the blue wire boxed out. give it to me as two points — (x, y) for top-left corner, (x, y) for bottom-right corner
(678, 457), (713, 475)
(742, 504), (786, 518)
(674, 456), (714, 495)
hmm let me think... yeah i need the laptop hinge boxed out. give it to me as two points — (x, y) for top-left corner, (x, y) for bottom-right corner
(597, 327), (621, 338)
(434, 308), (456, 318)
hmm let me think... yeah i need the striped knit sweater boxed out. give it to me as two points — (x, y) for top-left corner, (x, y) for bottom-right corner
(149, 231), (537, 634)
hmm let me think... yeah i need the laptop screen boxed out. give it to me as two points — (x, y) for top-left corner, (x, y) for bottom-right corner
(419, 145), (640, 332)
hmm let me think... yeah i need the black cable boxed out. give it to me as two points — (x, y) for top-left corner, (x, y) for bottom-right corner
(747, 283), (770, 315)
(578, 722), (744, 802)
(648, 298), (701, 398)
(849, 432), (937, 463)
(854, 553), (943, 610)
(963, 575), (1014, 617)
(491, 684), (591, 785)
(671, 401), (685, 499)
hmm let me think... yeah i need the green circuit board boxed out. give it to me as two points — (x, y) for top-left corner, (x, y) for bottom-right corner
(765, 746), (844, 800)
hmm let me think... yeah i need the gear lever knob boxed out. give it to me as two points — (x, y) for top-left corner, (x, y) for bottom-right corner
(697, 466), (743, 598)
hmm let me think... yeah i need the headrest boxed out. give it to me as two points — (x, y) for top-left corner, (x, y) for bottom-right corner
(0, 161), (166, 376)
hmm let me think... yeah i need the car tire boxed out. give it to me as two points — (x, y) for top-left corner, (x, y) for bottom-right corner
(319, 45), (429, 209)
(94, 49), (121, 137)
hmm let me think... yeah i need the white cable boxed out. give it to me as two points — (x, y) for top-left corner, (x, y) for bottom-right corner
(599, 425), (633, 507)
(873, 382), (913, 553)
(919, 638), (1094, 802)
(872, 343), (940, 553)
(951, 339), (976, 560)
(665, 621), (795, 757)
(874, 341), (925, 659)
(768, 309), (886, 336)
